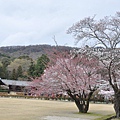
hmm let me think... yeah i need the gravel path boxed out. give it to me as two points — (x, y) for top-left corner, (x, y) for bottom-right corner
(42, 116), (89, 120)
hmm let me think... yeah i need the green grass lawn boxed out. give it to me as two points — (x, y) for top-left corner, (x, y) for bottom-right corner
(0, 98), (115, 120)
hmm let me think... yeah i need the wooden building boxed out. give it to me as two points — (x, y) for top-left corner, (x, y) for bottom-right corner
(0, 78), (32, 92)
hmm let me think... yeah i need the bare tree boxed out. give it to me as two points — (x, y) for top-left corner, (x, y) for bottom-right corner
(67, 12), (120, 118)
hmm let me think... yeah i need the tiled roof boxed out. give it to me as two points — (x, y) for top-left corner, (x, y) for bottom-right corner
(0, 79), (32, 86)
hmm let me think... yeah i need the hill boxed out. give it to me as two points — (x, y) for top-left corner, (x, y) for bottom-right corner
(0, 44), (73, 60)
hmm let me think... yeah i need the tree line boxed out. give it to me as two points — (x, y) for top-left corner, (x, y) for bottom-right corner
(0, 54), (49, 81)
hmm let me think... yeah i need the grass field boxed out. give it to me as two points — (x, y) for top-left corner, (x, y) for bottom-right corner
(0, 97), (115, 120)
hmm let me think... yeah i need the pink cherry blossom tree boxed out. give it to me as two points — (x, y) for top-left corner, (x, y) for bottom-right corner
(31, 51), (101, 113)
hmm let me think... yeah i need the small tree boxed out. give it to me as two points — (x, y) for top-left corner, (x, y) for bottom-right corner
(67, 12), (120, 118)
(32, 51), (101, 113)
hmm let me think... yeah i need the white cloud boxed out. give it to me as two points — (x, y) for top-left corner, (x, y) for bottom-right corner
(0, 0), (120, 47)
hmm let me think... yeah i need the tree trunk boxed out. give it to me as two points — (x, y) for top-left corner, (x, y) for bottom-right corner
(67, 90), (94, 113)
(74, 91), (93, 113)
(75, 99), (89, 113)
(114, 90), (120, 118)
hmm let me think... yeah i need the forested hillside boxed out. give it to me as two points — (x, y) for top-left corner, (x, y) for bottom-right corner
(0, 45), (74, 81)
(0, 45), (72, 60)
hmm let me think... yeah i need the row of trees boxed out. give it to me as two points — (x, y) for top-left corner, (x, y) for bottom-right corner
(0, 54), (49, 80)
(31, 12), (120, 118)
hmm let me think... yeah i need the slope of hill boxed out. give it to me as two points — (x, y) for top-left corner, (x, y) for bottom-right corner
(0, 44), (74, 60)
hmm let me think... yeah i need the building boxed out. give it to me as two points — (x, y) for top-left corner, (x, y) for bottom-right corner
(0, 78), (32, 92)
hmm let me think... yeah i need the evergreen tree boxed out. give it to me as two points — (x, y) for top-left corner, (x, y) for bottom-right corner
(11, 69), (17, 80)
(34, 54), (49, 77)
(1, 57), (11, 79)
(17, 65), (23, 78)
(28, 60), (35, 77)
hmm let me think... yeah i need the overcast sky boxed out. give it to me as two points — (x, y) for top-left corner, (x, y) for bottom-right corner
(0, 0), (120, 47)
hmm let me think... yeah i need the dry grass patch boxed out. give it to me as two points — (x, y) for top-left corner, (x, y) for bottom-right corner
(0, 98), (115, 120)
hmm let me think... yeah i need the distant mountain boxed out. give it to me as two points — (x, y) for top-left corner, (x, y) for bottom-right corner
(0, 44), (74, 60)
